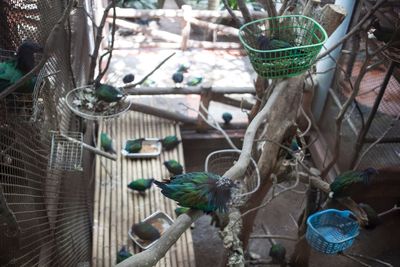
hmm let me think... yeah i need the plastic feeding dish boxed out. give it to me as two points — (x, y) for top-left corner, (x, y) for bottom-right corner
(306, 209), (359, 254)
(121, 138), (162, 159)
(128, 211), (173, 249)
(239, 15), (327, 79)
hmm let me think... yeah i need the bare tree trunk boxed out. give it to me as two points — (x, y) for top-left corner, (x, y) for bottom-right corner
(240, 76), (304, 248)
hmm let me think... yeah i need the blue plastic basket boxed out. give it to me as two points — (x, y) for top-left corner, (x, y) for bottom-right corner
(306, 209), (359, 254)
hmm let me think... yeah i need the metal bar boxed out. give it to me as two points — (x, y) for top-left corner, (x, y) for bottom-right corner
(350, 61), (396, 168)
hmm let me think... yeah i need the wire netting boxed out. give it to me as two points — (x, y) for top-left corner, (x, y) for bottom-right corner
(319, 1), (400, 171)
(0, 0), (93, 266)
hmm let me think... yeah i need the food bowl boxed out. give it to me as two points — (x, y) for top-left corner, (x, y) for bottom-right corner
(121, 138), (162, 158)
(128, 211), (174, 249)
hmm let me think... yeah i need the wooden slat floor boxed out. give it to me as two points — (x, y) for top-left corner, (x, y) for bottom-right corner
(92, 111), (195, 267)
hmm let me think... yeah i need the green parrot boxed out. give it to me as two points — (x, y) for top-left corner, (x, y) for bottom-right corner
(163, 160), (183, 175)
(160, 135), (181, 151)
(269, 243), (286, 264)
(222, 112), (232, 124)
(116, 245), (132, 264)
(127, 178), (154, 193)
(100, 132), (116, 154)
(186, 76), (202, 86)
(131, 222), (160, 241)
(329, 168), (378, 198)
(154, 172), (236, 213)
(125, 138), (145, 153)
(174, 206), (190, 217)
(0, 41), (42, 93)
(94, 83), (125, 103)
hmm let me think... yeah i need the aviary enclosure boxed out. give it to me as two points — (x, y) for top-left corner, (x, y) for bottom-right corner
(0, 0), (399, 266)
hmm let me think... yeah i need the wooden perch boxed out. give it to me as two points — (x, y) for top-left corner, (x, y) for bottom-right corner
(303, 0), (321, 17)
(116, 210), (202, 267)
(190, 17), (239, 36)
(108, 7), (265, 19)
(318, 4), (347, 37)
(125, 86), (254, 94)
(59, 133), (117, 161)
(129, 102), (196, 124)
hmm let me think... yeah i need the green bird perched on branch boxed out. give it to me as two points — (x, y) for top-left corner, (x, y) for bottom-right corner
(174, 206), (190, 217)
(329, 168), (378, 199)
(164, 159), (183, 175)
(94, 82), (126, 103)
(131, 222), (160, 241)
(125, 138), (145, 153)
(269, 243), (286, 265)
(0, 40), (42, 93)
(154, 172), (236, 213)
(117, 246), (132, 264)
(100, 132), (116, 154)
(127, 178), (154, 193)
(160, 135), (181, 151)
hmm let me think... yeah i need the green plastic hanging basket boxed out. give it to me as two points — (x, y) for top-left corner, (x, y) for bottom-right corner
(239, 15), (328, 79)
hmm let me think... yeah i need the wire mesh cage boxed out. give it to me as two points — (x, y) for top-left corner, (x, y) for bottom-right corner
(205, 149), (260, 198)
(49, 131), (83, 171)
(306, 209), (359, 254)
(0, 48), (45, 121)
(239, 15), (327, 78)
(65, 85), (132, 120)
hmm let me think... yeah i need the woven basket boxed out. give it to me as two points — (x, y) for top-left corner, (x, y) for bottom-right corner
(239, 15), (327, 79)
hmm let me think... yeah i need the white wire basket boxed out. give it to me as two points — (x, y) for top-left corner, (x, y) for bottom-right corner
(49, 131), (83, 171)
(65, 85), (131, 120)
(205, 149), (260, 198)
(0, 49), (45, 122)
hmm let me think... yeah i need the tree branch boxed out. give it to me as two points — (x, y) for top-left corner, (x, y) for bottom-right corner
(237, 0), (253, 24)
(221, 0), (242, 27)
(316, 0), (387, 61)
(116, 210), (202, 267)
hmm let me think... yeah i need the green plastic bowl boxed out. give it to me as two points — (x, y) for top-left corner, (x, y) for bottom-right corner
(239, 15), (328, 79)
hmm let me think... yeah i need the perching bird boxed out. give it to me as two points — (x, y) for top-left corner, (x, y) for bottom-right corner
(174, 206), (190, 217)
(153, 172), (236, 213)
(359, 203), (382, 230)
(164, 160), (183, 175)
(269, 243), (286, 264)
(371, 20), (400, 47)
(329, 168), (378, 199)
(257, 34), (292, 51)
(122, 73), (135, 84)
(94, 83), (125, 103)
(131, 222), (160, 241)
(177, 63), (190, 73)
(100, 132), (116, 154)
(125, 138), (145, 153)
(127, 178), (154, 193)
(172, 72), (184, 84)
(222, 112), (233, 124)
(186, 76), (202, 86)
(117, 246), (132, 264)
(0, 40), (42, 93)
(160, 135), (181, 151)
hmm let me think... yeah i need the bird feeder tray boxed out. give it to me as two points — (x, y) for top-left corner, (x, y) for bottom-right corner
(0, 49), (45, 121)
(239, 15), (327, 78)
(306, 209), (359, 254)
(128, 211), (173, 250)
(49, 131), (83, 171)
(121, 138), (162, 158)
(65, 85), (131, 120)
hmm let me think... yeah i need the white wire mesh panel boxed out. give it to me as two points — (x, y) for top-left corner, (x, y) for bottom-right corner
(49, 131), (83, 171)
(65, 85), (131, 120)
(205, 149), (260, 198)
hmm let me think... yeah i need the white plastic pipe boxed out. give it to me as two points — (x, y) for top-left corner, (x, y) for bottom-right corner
(312, 0), (357, 120)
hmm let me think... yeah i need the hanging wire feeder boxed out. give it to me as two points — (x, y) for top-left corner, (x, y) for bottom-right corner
(65, 85), (131, 120)
(0, 49), (46, 121)
(205, 149), (260, 201)
(49, 131), (83, 171)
